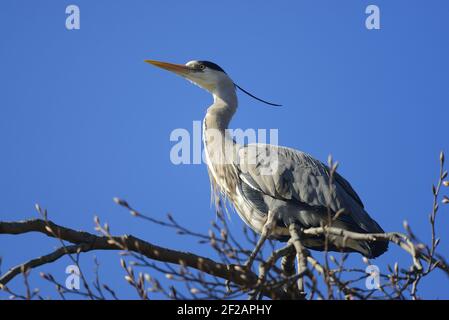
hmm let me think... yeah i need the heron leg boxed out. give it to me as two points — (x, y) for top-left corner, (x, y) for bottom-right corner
(281, 250), (296, 277)
(245, 210), (276, 271)
(288, 223), (308, 295)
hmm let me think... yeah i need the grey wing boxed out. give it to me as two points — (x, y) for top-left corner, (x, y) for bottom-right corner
(236, 144), (383, 233)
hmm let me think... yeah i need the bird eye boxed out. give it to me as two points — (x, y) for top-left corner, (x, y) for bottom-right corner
(198, 64), (206, 70)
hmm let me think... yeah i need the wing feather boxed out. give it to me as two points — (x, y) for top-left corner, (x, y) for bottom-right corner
(236, 144), (382, 233)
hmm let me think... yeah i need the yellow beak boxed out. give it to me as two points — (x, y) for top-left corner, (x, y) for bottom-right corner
(144, 59), (191, 75)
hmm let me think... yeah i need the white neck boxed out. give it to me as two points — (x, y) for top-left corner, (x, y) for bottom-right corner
(202, 79), (239, 195)
(205, 80), (238, 132)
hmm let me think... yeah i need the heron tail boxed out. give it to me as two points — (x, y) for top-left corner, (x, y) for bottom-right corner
(300, 234), (388, 259)
(299, 217), (389, 259)
(350, 238), (389, 259)
(356, 213), (389, 259)
(344, 221), (389, 259)
(333, 209), (389, 259)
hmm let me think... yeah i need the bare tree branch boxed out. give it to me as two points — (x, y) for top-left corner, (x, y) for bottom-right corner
(0, 219), (289, 299)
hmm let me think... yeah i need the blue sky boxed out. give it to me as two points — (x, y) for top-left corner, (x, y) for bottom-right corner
(1, 0), (448, 299)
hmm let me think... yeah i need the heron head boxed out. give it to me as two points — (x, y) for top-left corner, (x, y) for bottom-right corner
(145, 59), (232, 94)
(146, 59), (282, 107)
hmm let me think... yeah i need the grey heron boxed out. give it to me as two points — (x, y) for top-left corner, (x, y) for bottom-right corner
(145, 59), (388, 269)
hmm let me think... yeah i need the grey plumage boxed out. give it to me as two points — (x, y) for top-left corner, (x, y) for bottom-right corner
(235, 144), (388, 258)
